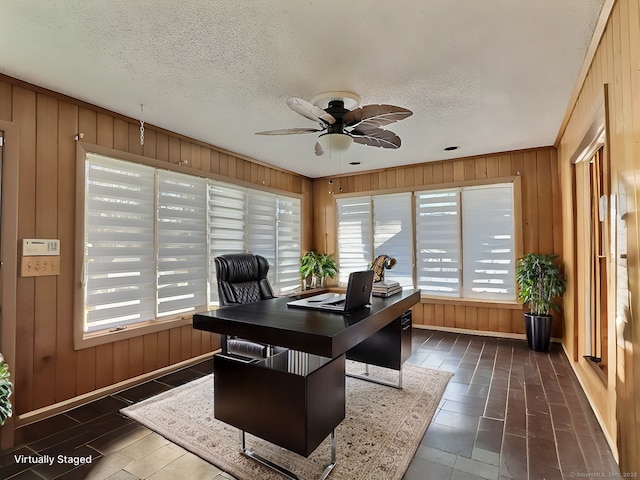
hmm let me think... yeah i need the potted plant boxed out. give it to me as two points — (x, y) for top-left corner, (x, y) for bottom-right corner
(515, 253), (567, 352)
(0, 353), (12, 426)
(300, 251), (338, 289)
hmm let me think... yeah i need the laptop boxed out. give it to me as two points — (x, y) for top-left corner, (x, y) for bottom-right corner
(287, 270), (374, 313)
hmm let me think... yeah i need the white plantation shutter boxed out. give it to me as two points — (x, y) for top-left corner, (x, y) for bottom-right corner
(276, 196), (301, 294)
(247, 189), (277, 285)
(373, 193), (413, 287)
(337, 197), (373, 284)
(415, 190), (461, 296)
(461, 184), (515, 300)
(207, 180), (302, 301)
(156, 171), (207, 316)
(84, 155), (156, 332)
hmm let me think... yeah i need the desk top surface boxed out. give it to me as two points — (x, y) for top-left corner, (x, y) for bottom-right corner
(193, 289), (420, 357)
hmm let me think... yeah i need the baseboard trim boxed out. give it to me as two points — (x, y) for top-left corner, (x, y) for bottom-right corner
(16, 351), (217, 427)
(413, 324), (563, 343)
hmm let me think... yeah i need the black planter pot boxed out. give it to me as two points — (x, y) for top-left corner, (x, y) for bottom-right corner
(524, 313), (552, 352)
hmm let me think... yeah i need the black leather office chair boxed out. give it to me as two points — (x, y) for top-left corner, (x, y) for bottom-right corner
(215, 253), (279, 358)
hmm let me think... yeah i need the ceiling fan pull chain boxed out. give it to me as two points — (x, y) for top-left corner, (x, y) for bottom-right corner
(139, 104), (145, 146)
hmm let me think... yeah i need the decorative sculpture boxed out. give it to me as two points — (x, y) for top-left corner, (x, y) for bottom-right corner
(370, 255), (397, 282)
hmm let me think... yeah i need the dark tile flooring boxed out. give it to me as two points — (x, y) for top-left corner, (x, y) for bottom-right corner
(0, 330), (619, 479)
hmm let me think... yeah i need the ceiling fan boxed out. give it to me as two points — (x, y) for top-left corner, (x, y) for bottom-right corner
(256, 92), (413, 156)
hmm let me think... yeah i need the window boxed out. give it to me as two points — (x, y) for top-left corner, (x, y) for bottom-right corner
(416, 184), (516, 301)
(336, 182), (517, 302)
(337, 193), (413, 287)
(81, 152), (301, 338)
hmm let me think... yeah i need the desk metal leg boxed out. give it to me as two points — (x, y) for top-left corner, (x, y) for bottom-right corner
(239, 429), (337, 480)
(346, 363), (404, 389)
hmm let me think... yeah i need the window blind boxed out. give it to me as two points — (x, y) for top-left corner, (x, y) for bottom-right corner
(337, 197), (372, 284)
(156, 170), (207, 316)
(247, 189), (277, 286)
(373, 193), (413, 287)
(276, 196), (302, 294)
(84, 154), (156, 332)
(461, 184), (515, 300)
(415, 190), (461, 296)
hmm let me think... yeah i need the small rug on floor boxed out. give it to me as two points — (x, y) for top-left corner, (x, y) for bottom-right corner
(121, 363), (451, 480)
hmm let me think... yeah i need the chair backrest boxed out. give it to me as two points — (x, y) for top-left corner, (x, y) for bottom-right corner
(215, 254), (274, 306)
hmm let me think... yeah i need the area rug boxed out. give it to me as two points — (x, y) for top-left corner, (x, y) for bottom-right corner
(121, 363), (451, 480)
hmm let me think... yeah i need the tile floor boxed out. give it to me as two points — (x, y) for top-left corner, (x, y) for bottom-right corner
(0, 330), (619, 479)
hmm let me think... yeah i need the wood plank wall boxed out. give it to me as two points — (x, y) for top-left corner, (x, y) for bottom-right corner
(557, 0), (639, 471)
(0, 75), (313, 418)
(311, 147), (563, 336)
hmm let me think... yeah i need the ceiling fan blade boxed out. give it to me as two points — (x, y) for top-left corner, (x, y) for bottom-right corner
(314, 141), (324, 156)
(255, 127), (323, 135)
(287, 97), (336, 125)
(343, 104), (412, 129)
(351, 127), (402, 149)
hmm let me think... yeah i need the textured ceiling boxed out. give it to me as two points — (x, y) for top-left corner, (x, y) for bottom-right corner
(0, 1), (604, 178)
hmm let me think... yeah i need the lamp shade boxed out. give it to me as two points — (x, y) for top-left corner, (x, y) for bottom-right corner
(317, 133), (353, 153)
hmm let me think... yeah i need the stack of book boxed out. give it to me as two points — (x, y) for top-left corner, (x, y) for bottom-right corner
(372, 280), (402, 297)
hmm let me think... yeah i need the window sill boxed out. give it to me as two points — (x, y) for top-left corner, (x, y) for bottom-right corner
(419, 295), (523, 310)
(75, 314), (195, 350)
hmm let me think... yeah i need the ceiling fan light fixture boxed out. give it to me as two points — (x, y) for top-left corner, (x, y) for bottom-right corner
(318, 132), (353, 153)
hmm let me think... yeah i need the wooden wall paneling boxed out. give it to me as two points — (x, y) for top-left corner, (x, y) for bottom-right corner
(475, 157), (488, 179)
(55, 100), (79, 403)
(522, 151), (539, 253)
(550, 150), (564, 256)
(179, 140), (191, 169)
(169, 327), (182, 365)
(168, 136), (181, 165)
(128, 336), (144, 378)
(128, 123), (143, 156)
(78, 108), (97, 144)
(477, 307), (489, 331)
(454, 305), (465, 329)
(191, 328), (202, 358)
(434, 304), (445, 327)
(113, 118), (128, 152)
(225, 153), (236, 178)
(112, 340), (130, 383)
(465, 306), (478, 330)
(421, 303), (434, 326)
(180, 325), (192, 361)
(0, 81), (12, 120)
(432, 162), (444, 184)
(488, 307), (499, 332)
(486, 156), (500, 178)
(536, 150), (555, 254)
(75, 348), (96, 395)
(361, 172), (371, 191)
(14, 87), (37, 414)
(243, 157), (252, 181)
(157, 330), (170, 369)
(498, 154), (512, 177)
(200, 147), (211, 173)
(498, 309), (511, 333)
(453, 159), (465, 182)
(96, 113), (114, 148)
(464, 158), (477, 180)
(143, 128), (157, 160)
(444, 304), (455, 328)
(156, 131), (169, 162)
(95, 344), (114, 389)
(143, 333), (158, 374)
(189, 143), (201, 171)
(209, 149), (221, 175)
(32, 93), (59, 409)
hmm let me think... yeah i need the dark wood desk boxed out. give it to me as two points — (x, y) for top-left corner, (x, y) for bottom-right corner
(193, 289), (420, 357)
(192, 290), (420, 479)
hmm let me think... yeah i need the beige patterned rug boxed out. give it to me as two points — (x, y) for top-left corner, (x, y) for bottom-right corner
(121, 363), (451, 480)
